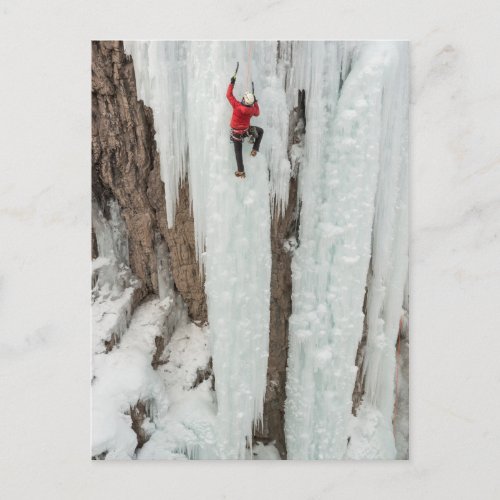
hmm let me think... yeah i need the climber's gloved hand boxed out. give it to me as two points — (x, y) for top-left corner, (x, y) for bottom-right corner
(230, 76), (236, 85)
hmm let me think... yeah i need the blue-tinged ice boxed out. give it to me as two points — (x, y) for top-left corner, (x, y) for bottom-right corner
(284, 42), (409, 459)
(121, 41), (409, 460)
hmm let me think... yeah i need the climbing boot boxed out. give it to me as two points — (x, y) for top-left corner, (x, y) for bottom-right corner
(250, 149), (258, 157)
(235, 171), (246, 178)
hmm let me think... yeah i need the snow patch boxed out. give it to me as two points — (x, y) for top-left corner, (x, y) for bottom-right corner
(346, 402), (397, 460)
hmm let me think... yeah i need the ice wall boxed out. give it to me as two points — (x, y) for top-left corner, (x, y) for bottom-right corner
(284, 42), (408, 459)
(92, 199), (137, 353)
(124, 41), (408, 459)
(126, 41), (289, 457)
(126, 41), (291, 262)
(357, 43), (409, 430)
(346, 44), (409, 459)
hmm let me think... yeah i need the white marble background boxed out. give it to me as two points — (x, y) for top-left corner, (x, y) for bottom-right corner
(1, 0), (499, 498)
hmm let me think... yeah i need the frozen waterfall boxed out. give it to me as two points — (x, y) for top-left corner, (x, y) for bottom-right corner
(123, 41), (408, 459)
(126, 41), (290, 458)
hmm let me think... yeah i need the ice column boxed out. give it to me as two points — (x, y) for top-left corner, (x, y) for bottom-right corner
(185, 41), (273, 458)
(357, 43), (409, 431)
(126, 41), (291, 458)
(285, 42), (399, 459)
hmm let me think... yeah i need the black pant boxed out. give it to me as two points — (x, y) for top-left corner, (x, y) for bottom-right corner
(232, 126), (264, 172)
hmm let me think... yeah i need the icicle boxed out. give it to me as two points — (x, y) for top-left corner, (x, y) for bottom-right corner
(359, 43), (409, 447)
(92, 199), (137, 353)
(125, 41), (292, 265)
(124, 42), (189, 229)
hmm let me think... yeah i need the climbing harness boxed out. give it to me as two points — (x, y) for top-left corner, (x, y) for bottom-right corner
(229, 126), (257, 144)
(230, 127), (249, 143)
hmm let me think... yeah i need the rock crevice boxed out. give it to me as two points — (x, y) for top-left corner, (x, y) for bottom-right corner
(257, 90), (306, 459)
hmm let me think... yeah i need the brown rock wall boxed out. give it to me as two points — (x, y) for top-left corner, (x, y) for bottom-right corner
(92, 41), (206, 322)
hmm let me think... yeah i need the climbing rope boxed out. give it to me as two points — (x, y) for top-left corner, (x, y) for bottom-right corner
(245, 41), (254, 90)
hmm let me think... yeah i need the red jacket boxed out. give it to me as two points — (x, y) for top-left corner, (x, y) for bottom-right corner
(226, 83), (260, 131)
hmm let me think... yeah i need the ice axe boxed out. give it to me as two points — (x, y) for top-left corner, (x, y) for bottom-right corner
(232, 62), (239, 79)
(251, 81), (257, 103)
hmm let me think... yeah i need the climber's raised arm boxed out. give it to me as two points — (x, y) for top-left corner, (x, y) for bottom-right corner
(251, 83), (259, 116)
(226, 77), (238, 108)
(252, 100), (260, 117)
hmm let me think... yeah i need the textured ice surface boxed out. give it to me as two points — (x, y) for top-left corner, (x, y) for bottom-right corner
(361, 44), (409, 417)
(284, 42), (409, 459)
(205, 151), (271, 458)
(125, 41), (291, 262)
(346, 44), (409, 460)
(91, 200), (137, 353)
(126, 41), (278, 458)
(121, 41), (408, 460)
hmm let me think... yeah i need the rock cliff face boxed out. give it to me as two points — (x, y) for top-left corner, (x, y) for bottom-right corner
(92, 41), (206, 322)
(256, 179), (297, 458)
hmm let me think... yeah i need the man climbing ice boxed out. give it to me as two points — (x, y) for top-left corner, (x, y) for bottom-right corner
(226, 67), (264, 179)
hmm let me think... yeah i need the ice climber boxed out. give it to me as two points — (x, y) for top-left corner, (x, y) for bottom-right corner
(227, 72), (264, 179)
